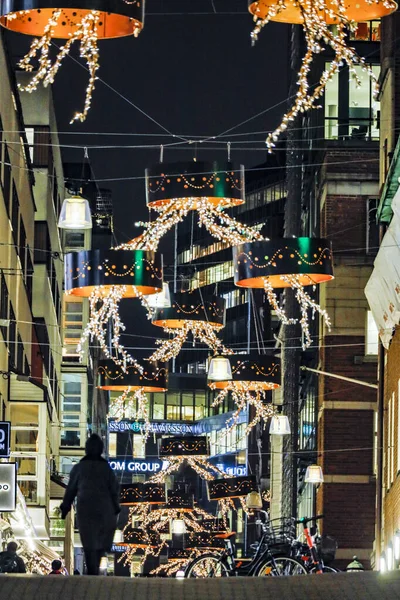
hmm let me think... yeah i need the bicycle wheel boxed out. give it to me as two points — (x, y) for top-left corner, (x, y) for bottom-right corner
(309, 565), (340, 573)
(185, 553), (229, 578)
(256, 555), (308, 577)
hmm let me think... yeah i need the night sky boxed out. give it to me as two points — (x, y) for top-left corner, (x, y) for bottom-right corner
(6, 0), (290, 355)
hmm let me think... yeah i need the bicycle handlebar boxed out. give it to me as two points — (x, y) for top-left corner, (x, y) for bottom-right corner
(296, 514), (324, 525)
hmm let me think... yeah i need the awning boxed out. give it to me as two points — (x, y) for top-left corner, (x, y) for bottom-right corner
(373, 216), (400, 323)
(9, 371), (53, 419)
(377, 136), (400, 223)
(364, 269), (397, 349)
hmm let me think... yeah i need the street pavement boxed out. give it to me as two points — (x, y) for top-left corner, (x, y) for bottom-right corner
(0, 571), (399, 600)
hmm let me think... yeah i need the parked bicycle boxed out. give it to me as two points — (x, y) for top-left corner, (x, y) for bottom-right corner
(184, 512), (307, 578)
(291, 515), (339, 574)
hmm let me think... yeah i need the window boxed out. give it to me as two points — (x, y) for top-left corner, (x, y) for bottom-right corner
(64, 231), (85, 250)
(324, 62), (380, 140)
(181, 393), (194, 421)
(152, 393), (165, 420)
(3, 145), (11, 212)
(0, 273), (9, 341)
(61, 377), (82, 447)
(25, 127), (34, 162)
(366, 198), (379, 255)
(11, 182), (19, 246)
(349, 20), (381, 41)
(10, 404), (40, 505)
(132, 435), (146, 458)
(366, 311), (379, 355)
(61, 430), (81, 447)
(62, 297), (84, 357)
(166, 392), (179, 420)
(109, 433), (117, 457)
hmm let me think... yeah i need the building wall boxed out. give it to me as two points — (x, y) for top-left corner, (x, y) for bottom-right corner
(316, 148), (379, 567)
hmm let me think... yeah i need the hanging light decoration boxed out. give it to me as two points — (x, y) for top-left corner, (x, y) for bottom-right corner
(1, 0), (144, 123)
(120, 483), (166, 506)
(305, 464), (324, 484)
(269, 414), (291, 435)
(117, 161), (263, 252)
(99, 359), (167, 443)
(207, 475), (259, 528)
(65, 248), (163, 368)
(209, 354), (280, 436)
(246, 490), (263, 510)
(149, 435), (226, 484)
(248, 1), (396, 150)
(58, 194), (92, 229)
(208, 355), (232, 382)
(233, 238), (334, 349)
(149, 291), (231, 363)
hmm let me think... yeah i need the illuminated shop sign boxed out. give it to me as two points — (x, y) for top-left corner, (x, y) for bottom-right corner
(111, 544), (129, 553)
(0, 463), (16, 512)
(108, 420), (199, 435)
(215, 464), (247, 477)
(109, 458), (168, 473)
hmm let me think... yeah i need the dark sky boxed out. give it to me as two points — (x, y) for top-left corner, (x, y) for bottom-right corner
(7, 0), (289, 243)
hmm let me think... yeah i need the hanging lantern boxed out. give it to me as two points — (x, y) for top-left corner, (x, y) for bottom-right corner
(58, 195), (92, 229)
(65, 249), (163, 298)
(208, 356), (232, 382)
(233, 239), (333, 349)
(305, 465), (324, 484)
(145, 282), (171, 308)
(246, 491), (263, 510)
(207, 476), (258, 501)
(0, 0), (144, 123)
(208, 354), (280, 391)
(97, 359), (168, 392)
(249, 0), (395, 24)
(152, 291), (225, 330)
(145, 161), (245, 210)
(120, 483), (166, 506)
(113, 529), (124, 544)
(269, 414), (291, 435)
(160, 436), (210, 459)
(171, 519), (187, 534)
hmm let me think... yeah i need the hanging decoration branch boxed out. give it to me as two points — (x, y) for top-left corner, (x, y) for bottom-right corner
(77, 285), (143, 372)
(210, 383), (278, 438)
(108, 386), (151, 444)
(18, 10), (100, 123)
(149, 456), (226, 485)
(148, 321), (232, 364)
(250, 0), (396, 150)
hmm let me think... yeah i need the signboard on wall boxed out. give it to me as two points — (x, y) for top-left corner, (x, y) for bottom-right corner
(0, 422), (11, 458)
(108, 420), (200, 435)
(109, 458), (168, 474)
(0, 463), (16, 512)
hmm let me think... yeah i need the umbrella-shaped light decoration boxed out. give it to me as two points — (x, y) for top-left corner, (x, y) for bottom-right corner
(99, 359), (167, 444)
(0, 0), (144, 122)
(248, 0), (397, 150)
(208, 354), (281, 437)
(233, 238), (334, 349)
(65, 249), (163, 369)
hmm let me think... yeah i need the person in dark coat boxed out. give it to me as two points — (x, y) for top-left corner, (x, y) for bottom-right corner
(60, 434), (120, 575)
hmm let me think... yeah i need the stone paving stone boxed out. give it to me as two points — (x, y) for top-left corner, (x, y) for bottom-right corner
(0, 571), (400, 600)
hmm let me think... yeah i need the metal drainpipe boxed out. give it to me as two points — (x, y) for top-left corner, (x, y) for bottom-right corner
(375, 222), (386, 568)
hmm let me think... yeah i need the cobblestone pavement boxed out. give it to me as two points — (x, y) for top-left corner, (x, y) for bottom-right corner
(0, 571), (399, 600)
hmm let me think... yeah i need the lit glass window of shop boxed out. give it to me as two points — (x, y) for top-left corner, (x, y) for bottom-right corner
(166, 392), (180, 420)
(181, 393), (194, 420)
(324, 62), (380, 141)
(61, 379), (82, 447)
(152, 392), (166, 420)
(10, 404), (40, 504)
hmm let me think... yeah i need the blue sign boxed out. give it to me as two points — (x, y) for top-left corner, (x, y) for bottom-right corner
(215, 463), (247, 477)
(111, 544), (129, 553)
(108, 420), (199, 435)
(0, 422), (10, 458)
(109, 458), (168, 473)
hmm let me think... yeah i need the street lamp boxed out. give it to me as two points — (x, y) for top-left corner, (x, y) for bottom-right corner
(246, 491), (263, 510)
(146, 282), (171, 308)
(207, 356), (232, 381)
(305, 465), (324, 484)
(58, 195), (92, 229)
(346, 556), (365, 572)
(171, 519), (186, 534)
(269, 414), (291, 435)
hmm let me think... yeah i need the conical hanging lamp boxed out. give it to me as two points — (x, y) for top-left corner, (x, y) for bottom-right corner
(0, 0), (144, 123)
(152, 291), (225, 330)
(233, 238), (334, 349)
(145, 161), (245, 210)
(145, 282), (171, 308)
(305, 464), (324, 484)
(208, 355), (232, 382)
(269, 414), (291, 435)
(58, 194), (92, 229)
(97, 359), (168, 393)
(249, 0), (395, 24)
(208, 354), (280, 391)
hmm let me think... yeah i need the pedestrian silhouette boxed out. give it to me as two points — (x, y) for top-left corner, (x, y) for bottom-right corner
(0, 541), (26, 573)
(60, 434), (120, 575)
(49, 559), (64, 575)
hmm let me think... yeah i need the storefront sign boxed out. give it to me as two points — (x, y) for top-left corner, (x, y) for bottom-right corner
(215, 464), (247, 477)
(108, 420), (199, 435)
(0, 463), (16, 511)
(109, 458), (168, 473)
(111, 544), (129, 553)
(0, 422), (11, 458)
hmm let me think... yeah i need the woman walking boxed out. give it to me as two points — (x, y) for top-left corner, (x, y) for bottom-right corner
(60, 434), (120, 575)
